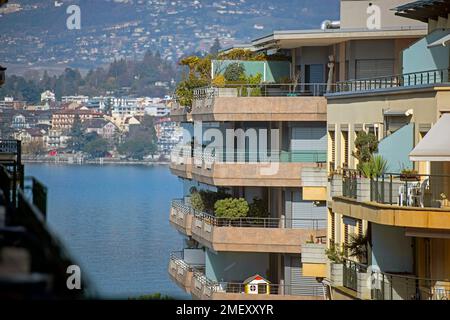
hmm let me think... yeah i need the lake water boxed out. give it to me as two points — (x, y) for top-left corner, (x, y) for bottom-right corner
(25, 163), (190, 300)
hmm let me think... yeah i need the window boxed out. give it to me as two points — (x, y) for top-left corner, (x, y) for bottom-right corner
(330, 212), (336, 244)
(329, 131), (336, 169)
(342, 131), (349, 168)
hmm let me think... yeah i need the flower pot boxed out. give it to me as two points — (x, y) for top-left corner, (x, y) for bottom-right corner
(399, 174), (420, 182)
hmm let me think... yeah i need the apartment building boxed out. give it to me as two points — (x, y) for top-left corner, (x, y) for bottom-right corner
(318, 0), (450, 300)
(51, 109), (103, 132)
(168, 0), (426, 300)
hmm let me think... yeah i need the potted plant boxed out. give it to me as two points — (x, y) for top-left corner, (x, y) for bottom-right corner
(326, 243), (345, 286)
(400, 168), (420, 182)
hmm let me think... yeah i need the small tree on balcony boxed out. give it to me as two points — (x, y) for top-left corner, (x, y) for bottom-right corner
(346, 234), (369, 264)
(214, 198), (249, 219)
(223, 62), (245, 82)
(353, 131), (379, 170)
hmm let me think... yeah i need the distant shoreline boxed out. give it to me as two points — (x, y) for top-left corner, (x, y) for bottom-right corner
(23, 158), (169, 166)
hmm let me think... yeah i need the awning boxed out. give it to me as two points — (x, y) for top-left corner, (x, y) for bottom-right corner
(428, 32), (450, 48)
(384, 109), (413, 117)
(410, 114), (450, 161)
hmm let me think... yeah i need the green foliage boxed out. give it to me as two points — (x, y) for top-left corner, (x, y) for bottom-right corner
(117, 116), (158, 160)
(223, 63), (245, 82)
(217, 49), (290, 62)
(360, 155), (388, 178)
(346, 234), (369, 263)
(325, 243), (345, 264)
(248, 197), (268, 218)
(190, 189), (229, 214)
(66, 115), (86, 152)
(83, 136), (110, 158)
(214, 198), (249, 219)
(118, 134), (157, 160)
(353, 132), (379, 170)
(175, 76), (208, 107)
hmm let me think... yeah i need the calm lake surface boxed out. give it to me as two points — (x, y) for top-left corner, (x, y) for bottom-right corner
(25, 164), (189, 299)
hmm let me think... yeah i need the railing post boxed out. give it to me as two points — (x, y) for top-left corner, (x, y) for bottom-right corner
(389, 174), (393, 205)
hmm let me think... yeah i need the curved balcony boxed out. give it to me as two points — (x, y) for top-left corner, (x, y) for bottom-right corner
(192, 84), (328, 122)
(191, 150), (327, 187)
(331, 170), (450, 230)
(190, 211), (326, 254)
(169, 146), (192, 179)
(169, 98), (192, 123)
(169, 199), (193, 236)
(168, 252), (205, 293)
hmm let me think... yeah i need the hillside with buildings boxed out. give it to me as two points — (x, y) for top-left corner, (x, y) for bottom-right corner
(0, 0), (340, 73)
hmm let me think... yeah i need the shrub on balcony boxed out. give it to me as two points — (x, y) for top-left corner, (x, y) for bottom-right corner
(212, 74), (226, 87)
(346, 234), (369, 264)
(214, 198), (249, 219)
(360, 155), (388, 178)
(190, 189), (229, 214)
(325, 243), (344, 264)
(353, 131), (379, 170)
(248, 197), (268, 218)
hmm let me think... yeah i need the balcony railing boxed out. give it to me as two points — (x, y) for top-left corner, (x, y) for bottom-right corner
(169, 251), (205, 273)
(371, 272), (450, 300)
(172, 199), (326, 229)
(0, 139), (20, 155)
(343, 258), (368, 292)
(338, 169), (450, 209)
(335, 68), (450, 93)
(192, 272), (324, 297)
(194, 149), (327, 165)
(193, 83), (335, 100)
(194, 210), (326, 230)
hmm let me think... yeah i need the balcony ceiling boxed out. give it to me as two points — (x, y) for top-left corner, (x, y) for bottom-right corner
(395, 0), (450, 22)
(252, 28), (427, 50)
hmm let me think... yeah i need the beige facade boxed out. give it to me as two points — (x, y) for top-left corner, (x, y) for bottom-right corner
(327, 87), (450, 171)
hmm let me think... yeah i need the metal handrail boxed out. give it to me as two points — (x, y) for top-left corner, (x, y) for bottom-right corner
(193, 83), (336, 99)
(193, 210), (326, 229)
(0, 139), (20, 154)
(193, 149), (327, 164)
(343, 258), (368, 292)
(169, 252), (205, 272)
(192, 272), (324, 297)
(211, 282), (324, 296)
(371, 271), (450, 300)
(337, 169), (450, 209)
(335, 68), (450, 93)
